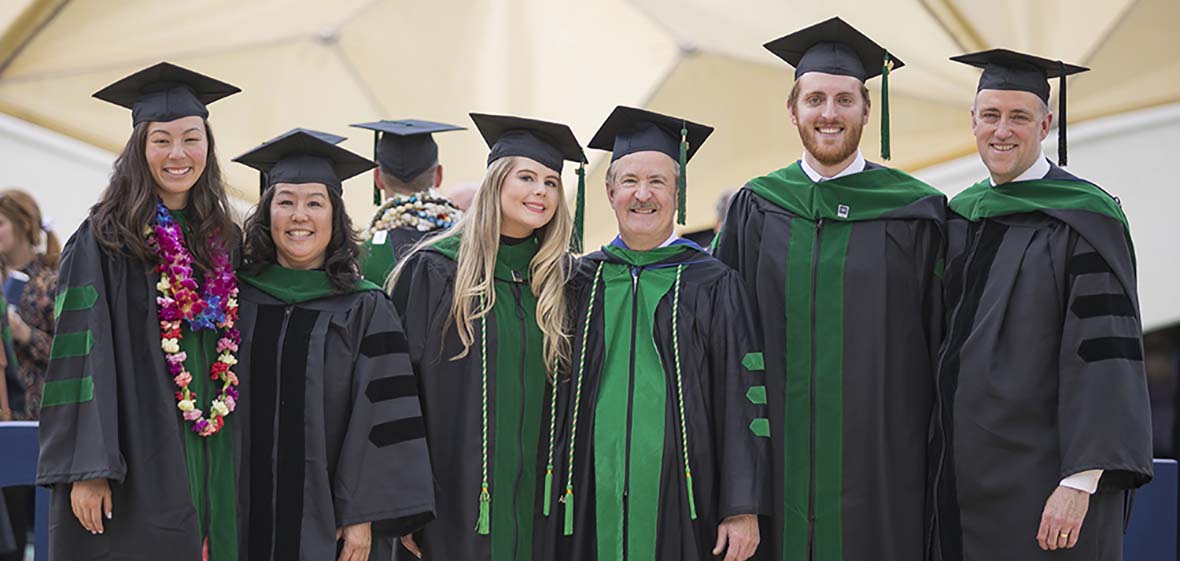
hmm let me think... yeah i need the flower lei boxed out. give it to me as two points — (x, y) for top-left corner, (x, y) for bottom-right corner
(366, 192), (461, 240)
(148, 201), (240, 437)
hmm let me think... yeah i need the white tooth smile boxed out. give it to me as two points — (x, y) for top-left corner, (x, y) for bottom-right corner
(631, 209), (657, 214)
(164, 167), (191, 176)
(818, 127), (843, 134)
(287, 230), (313, 238)
(992, 144), (1016, 152)
(523, 202), (546, 212)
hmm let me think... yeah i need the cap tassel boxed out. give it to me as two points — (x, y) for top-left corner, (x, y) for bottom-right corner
(571, 162), (586, 253)
(372, 132), (382, 206)
(1057, 62), (1067, 167)
(880, 52), (892, 161)
(677, 122), (688, 226)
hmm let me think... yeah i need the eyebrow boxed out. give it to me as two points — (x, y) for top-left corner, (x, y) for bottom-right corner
(275, 189), (327, 198)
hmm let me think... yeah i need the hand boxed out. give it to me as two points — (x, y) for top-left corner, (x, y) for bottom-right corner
(713, 513), (760, 561)
(1037, 485), (1090, 550)
(7, 309), (30, 344)
(336, 522), (372, 561)
(400, 534), (422, 558)
(70, 478), (112, 534)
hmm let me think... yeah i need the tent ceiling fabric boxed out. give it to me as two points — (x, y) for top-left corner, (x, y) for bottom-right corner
(0, 0), (1175, 249)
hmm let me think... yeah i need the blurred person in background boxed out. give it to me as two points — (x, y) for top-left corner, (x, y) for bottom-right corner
(0, 188), (60, 561)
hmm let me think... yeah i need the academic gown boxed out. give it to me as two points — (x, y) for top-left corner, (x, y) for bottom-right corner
(554, 240), (770, 561)
(234, 265), (434, 561)
(36, 217), (238, 561)
(712, 161), (947, 561)
(933, 164), (1153, 561)
(389, 236), (562, 561)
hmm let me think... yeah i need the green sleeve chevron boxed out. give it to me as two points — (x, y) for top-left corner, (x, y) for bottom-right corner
(746, 385), (767, 405)
(50, 331), (95, 359)
(749, 418), (770, 438)
(741, 352), (765, 371)
(41, 376), (95, 407)
(54, 285), (99, 319)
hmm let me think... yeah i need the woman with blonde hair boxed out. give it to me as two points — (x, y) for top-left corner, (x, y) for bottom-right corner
(389, 113), (585, 561)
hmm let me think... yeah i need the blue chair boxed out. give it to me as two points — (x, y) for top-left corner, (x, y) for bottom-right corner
(0, 422), (47, 561)
(1125, 458), (1178, 561)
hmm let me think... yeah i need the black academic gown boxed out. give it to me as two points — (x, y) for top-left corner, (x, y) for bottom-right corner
(713, 161), (946, 561)
(390, 238), (561, 561)
(235, 267), (434, 561)
(361, 227), (434, 287)
(934, 164), (1153, 561)
(36, 219), (238, 561)
(554, 241), (770, 561)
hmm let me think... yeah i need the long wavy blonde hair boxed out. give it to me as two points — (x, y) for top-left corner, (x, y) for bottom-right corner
(389, 156), (573, 378)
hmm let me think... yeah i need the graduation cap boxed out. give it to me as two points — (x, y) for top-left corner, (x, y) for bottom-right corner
(951, 49), (1089, 166)
(350, 119), (466, 205)
(93, 62), (241, 126)
(587, 106), (715, 228)
(764, 17), (903, 159)
(233, 128), (374, 196)
(470, 113), (589, 251)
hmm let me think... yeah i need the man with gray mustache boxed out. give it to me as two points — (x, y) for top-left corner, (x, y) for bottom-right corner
(712, 17), (948, 561)
(554, 106), (770, 561)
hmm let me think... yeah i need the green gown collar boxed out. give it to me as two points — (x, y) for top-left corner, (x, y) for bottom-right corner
(949, 176), (1128, 230)
(239, 264), (381, 304)
(600, 239), (705, 268)
(746, 161), (943, 222)
(432, 234), (541, 282)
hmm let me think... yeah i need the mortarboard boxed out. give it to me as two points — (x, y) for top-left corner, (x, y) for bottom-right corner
(233, 128), (374, 196)
(93, 62), (240, 126)
(351, 119), (465, 205)
(951, 49), (1089, 165)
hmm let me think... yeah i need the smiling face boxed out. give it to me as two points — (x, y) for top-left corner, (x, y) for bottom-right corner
(269, 182), (333, 270)
(971, 89), (1052, 185)
(607, 150), (677, 250)
(498, 157), (560, 238)
(789, 72), (870, 170)
(145, 115), (208, 209)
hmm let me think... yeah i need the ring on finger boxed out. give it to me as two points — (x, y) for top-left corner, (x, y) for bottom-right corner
(1058, 531), (1070, 541)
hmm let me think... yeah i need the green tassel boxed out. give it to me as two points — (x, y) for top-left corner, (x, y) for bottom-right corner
(880, 52), (892, 161)
(677, 122), (688, 225)
(372, 131), (383, 205)
(571, 162), (586, 253)
(686, 469), (698, 520)
(563, 487), (575, 536)
(475, 487), (490, 535)
(543, 467), (554, 516)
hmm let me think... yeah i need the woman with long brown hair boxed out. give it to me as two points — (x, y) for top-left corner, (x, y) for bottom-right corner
(388, 114), (584, 561)
(0, 188), (62, 419)
(35, 62), (242, 561)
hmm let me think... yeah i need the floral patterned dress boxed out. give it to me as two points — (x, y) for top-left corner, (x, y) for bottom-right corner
(12, 253), (57, 419)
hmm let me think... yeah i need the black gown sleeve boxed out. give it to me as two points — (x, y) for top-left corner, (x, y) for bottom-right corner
(1056, 226), (1153, 490)
(709, 271), (772, 518)
(36, 224), (127, 485)
(332, 293), (435, 537)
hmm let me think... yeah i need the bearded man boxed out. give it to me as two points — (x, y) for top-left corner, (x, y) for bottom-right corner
(712, 17), (948, 561)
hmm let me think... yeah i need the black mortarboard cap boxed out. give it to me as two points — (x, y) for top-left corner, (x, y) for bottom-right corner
(764, 17), (902, 159)
(588, 106), (715, 228)
(93, 62), (240, 126)
(587, 105), (713, 163)
(233, 128), (374, 196)
(351, 119), (465, 205)
(470, 113), (587, 251)
(951, 49), (1089, 165)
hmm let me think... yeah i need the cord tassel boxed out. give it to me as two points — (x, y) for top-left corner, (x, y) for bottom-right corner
(543, 467), (554, 516)
(686, 469), (698, 520)
(572, 162), (586, 253)
(1057, 62), (1067, 167)
(880, 52), (892, 161)
(475, 486), (490, 535)
(563, 487), (575, 536)
(677, 122), (688, 225)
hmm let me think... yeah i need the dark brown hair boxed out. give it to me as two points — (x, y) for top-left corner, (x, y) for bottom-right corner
(89, 120), (236, 271)
(0, 189), (61, 269)
(241, 184), (362, 294)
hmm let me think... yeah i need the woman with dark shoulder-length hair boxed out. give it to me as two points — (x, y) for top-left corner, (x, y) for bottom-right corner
(233, 129), (434, 561)
(35, 63), (242, 561)
(389, 114), (584, 561)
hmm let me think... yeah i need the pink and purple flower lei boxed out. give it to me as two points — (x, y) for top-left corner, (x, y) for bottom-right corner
(148, 201), (240, 437)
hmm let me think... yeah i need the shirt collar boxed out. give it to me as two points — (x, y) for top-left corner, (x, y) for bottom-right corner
(990, 156), (1051, 186)
(799, 149), (866, 183)
(610, 230), (683, 250)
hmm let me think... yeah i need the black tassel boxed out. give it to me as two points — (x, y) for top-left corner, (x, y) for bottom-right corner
(372, 131), (382, 205)
(1058, 61), (1067, 167)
